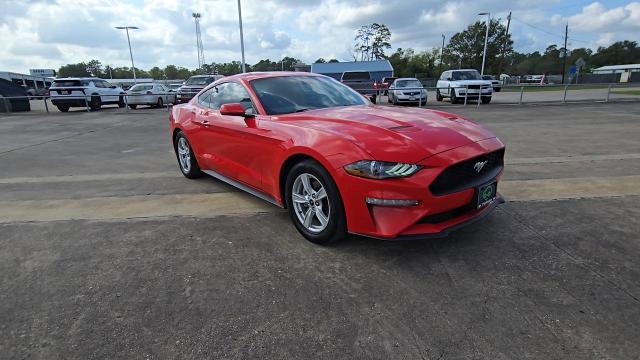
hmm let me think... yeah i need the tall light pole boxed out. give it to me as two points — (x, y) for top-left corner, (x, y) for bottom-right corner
(192, 13), (205, 71)
(237, 0), (246, 73)
(115, 26), (139, 82)
(440, 34), (445, 74)
(478, 12), (490, 75)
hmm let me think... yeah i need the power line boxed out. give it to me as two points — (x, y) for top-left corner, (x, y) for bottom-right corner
(511, 16), (565, 40)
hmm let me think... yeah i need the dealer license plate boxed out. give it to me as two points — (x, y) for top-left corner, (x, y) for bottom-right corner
(476, 182), (497, 208)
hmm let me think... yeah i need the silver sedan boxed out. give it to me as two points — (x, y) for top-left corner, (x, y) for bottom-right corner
(125, 84), (177, 109)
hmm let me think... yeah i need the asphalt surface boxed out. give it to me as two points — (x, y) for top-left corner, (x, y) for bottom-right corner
(1, 102), (639, 359)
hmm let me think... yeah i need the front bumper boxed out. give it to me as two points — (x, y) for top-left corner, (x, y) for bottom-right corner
(336, 137), (505, 239)
(176, 93), (197, 103)
(394, 94), (427, 102)
(455, 88), (492, 97)
(126, 95), (156, 105)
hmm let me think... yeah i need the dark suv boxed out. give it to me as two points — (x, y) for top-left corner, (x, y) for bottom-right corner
(177, 75), (224, 103)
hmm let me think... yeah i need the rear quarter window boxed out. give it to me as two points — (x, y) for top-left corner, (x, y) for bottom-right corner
(341, 72), (371, 80)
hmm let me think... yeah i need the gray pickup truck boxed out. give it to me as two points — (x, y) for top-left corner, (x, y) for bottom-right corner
(340, 71), (376, 103)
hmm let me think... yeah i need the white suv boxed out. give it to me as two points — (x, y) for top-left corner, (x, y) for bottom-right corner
(49, 77), (125, 112)
(436, 69), (493, 104)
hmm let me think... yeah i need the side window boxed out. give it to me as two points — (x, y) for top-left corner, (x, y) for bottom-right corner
(215, 82), (253, 111)
(198, 87), (214, 107)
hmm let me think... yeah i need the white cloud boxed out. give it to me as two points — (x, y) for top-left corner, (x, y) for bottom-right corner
(0, 0), (637, 74)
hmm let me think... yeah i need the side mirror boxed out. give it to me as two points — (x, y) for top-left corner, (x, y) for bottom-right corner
(110, 85), (117, 89)
(447, 77), (452, 81)
(220, 103), (252, 117)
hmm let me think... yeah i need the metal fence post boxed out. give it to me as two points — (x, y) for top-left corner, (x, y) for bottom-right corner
(519, 86), (524, 105)
(43, 97), (49, 114)
(606, 84), (612, 102)
(464, 85), (468, 106)
(562, 85), (568, 103)
(84, 94), (90, 112)
(124, 93), (129, 112)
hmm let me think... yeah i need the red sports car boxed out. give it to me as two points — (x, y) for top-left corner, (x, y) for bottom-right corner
(170, 72), (505, 244)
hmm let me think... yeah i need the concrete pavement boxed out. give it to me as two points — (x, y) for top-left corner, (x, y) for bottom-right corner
(1, 102), (639, 359)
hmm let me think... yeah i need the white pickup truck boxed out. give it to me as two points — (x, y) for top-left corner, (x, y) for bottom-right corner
(435, 69), (493, 104)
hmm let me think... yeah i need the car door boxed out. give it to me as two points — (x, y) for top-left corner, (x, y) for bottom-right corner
(194, 82), (271, 189)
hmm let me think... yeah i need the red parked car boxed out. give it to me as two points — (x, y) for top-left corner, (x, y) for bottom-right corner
(170, 72), (505, 244)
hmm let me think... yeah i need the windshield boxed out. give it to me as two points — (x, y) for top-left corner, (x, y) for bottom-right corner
(341, 72), (370, 80)
(452, 70), (481, 81)
(482, 75), (494, 80)
(395, 80), (422, 88)
(251, 75), (367, 115)
(185, 76), (214, 85)
(130, 84), (153, 91)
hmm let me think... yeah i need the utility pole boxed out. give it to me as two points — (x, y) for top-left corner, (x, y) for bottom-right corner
(440, 34), (445, 74)
(561, 22), (568, 84)
(478, 12), (490, 75)
(237, 0), (246, 73)
(497, 11), (511, 76)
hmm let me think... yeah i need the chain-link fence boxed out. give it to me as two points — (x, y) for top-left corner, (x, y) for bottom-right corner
(1, 83), (639, 115)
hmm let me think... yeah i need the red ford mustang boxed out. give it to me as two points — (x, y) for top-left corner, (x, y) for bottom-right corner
(170, 72), (505, 244)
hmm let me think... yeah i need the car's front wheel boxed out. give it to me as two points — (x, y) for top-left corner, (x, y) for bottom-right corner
(285, 160), (346, 245)
(436, 89), (443, 102)
(481, 96), (492, 104)
(174, 131), (202, 179)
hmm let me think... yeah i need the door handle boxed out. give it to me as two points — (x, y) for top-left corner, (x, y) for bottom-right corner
(201, 119), (210, 127)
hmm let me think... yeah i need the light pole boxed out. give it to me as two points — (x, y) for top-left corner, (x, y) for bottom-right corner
(237, 0), (246, 73)
(440, 34), (445, 74)
(115, 26), (139, 82)
(478, 12), (490, 75)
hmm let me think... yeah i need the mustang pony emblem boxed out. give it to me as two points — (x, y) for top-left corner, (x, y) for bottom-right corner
(474, 160), (489, 173)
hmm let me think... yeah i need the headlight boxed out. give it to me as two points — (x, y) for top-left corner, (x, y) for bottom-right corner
(344, 160), (422, 179)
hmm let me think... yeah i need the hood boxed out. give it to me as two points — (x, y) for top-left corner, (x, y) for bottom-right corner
(276, 105), (496, 163)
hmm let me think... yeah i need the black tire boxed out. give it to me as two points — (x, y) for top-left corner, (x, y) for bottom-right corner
(285, 159), (347, 245)
(118, 95), (126, 108)
(370, 95), (376, 104)
(450, 91), (458, 104)
(494, 88), (501, 92)
(128, 104), (137, 109)
(481, 96), (492, 104)
(174, 131), (202, 179)
(436, 90), (443, 102)
(57, 105), (69, 112)
(156, 97), (163, 108)
(90, 95), (101, 111)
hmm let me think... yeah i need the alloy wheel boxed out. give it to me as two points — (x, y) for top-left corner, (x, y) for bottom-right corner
(291, 173), (330, 233)
(177, 137), (191, 173)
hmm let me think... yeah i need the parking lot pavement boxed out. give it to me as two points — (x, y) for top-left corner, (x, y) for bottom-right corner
(1, 103), (639, 359)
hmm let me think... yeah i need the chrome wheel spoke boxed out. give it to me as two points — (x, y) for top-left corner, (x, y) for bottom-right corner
(315, 187), (327, 200)
(303, 208), (314, 228)
(300, 174), (313, 195)
(315, 207), (328, 227)
(292, 193), (307, 203)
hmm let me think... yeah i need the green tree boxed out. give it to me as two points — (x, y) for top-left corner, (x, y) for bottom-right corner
(354, 23), (392, 61)
(280, 56), (302, 71)
(58, 62), (90, 77)
(389, 48), (438, 78)
(445, 19), (513, 74)
(591, 41), (640, 67)
(314, 58), (326, 63)
(149, 66), (164, 79)
(86, 59), (103, 77)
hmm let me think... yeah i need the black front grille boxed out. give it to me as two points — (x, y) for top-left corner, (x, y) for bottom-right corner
(429, 149), (504, 196)
(467, 85), (481, 89)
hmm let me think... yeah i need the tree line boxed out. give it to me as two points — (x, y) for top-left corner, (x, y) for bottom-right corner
(57, 20), (640, 80)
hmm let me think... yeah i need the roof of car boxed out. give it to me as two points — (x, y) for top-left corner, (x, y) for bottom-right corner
(394, 77), (420, 81)
(54, 77), (103, 80)
(223, 71), (323, 82)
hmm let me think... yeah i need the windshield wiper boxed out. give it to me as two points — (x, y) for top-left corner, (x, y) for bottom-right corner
(294, 107), (316, 113)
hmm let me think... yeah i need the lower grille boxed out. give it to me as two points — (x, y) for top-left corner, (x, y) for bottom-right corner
(429, 149), (504, 196)
(418, 203), (475, 224)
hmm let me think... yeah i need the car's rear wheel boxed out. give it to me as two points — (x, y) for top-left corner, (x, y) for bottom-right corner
(90, 95), (101, 111)
(174, 131), (202, 179)
(285, 160), (346, 245)
(118, 95), (126, 108)
(57, 105), (69, 112)
(481, 96), (492, 104)
(436, 90), (443, 102)
(156, 97), (163, 108)
(128, 104), (137, 109)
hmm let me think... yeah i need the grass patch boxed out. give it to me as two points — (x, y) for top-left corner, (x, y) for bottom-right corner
(612, 89), (640, 96)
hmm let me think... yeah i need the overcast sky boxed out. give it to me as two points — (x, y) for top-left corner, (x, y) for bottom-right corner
(1, 0), (638, 73)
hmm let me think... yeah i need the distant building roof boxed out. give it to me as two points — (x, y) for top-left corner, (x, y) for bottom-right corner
(311, 60), (393, 74)
(592, 64), (640, 72)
